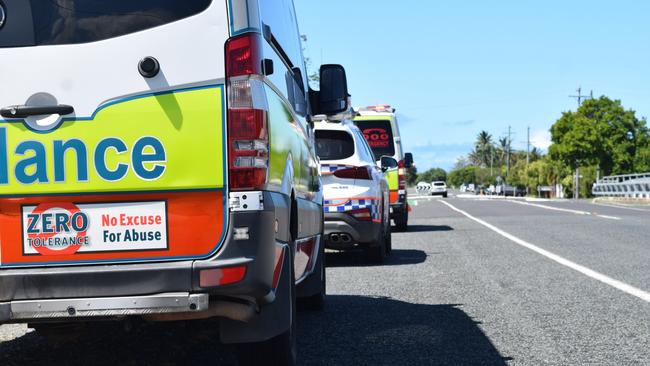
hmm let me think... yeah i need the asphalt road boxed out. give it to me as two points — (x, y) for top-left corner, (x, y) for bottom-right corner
(1, 193), (649, 365)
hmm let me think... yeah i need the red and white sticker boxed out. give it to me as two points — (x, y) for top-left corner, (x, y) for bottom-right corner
(22, 201), (168, 256)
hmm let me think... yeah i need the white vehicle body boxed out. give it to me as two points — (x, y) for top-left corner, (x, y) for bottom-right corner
(314, 119), (390, 258)
(431, 181), (448, 197)
(0, 0), (329, 361)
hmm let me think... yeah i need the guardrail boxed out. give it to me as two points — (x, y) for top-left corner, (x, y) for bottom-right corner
(416, 183), (432, 195)
(592, 173), (650, 198)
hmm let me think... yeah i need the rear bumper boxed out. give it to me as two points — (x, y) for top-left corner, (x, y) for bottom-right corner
(389, 192), (407, 217)
(0, 191), (295, 326)
(0, 292), (209, 322)
(323, 212), (380, 249)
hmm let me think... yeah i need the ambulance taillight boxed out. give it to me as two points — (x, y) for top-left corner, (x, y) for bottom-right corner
(225, 33), (269, 190)
(398, 160), (407, 191)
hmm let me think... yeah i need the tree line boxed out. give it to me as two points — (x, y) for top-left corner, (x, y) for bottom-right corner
(413, 96), (650, 197)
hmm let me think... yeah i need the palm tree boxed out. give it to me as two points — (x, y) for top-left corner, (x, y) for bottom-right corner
(530, 147), (542, 162)
(497, 137), (509, 166)
(471, 131), (494, 167)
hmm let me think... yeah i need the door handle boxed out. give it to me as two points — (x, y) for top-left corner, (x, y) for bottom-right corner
(1, 105), (74, 119)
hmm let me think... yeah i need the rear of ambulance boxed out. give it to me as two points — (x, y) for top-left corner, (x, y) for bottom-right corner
(0, 0), (288, 339)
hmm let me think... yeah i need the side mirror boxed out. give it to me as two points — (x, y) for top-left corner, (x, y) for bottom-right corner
(404, 153), (414, 168)
(380, 156), (398, 172)
(318, 64), (348, 115)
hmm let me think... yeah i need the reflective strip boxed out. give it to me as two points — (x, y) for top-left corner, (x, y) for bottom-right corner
(323, 198), (381, 221)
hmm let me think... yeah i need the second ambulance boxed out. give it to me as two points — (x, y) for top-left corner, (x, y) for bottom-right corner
(354, 105), (413, 231)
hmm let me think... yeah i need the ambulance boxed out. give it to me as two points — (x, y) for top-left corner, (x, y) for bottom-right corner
(354, 105), (413, 231)
(0, 1), (348, 364)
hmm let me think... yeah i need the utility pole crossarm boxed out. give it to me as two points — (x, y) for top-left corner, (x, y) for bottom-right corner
(569, 87), (594, 107)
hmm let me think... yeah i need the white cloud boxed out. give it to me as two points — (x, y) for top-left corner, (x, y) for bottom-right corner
(530, 129), (552, 150)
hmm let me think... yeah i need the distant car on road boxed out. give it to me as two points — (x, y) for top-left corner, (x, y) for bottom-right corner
(516, 186), (528, 197)
(499, 185), (527, 197)
(431, 181), (448, 197)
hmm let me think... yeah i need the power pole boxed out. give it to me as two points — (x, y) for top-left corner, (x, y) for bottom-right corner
(574, 167), (580, 200)
(569, 87), (594, 107)
(506, 125), (512, 178)
(490, 148), (494, 177)
(526, 126), (530, 166)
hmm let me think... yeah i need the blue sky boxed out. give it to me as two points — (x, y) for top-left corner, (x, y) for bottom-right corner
(294, 0), (650, 171)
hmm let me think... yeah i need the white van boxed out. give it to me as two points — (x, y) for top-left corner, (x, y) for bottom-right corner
(354, 105), (413, 231)
(0, 1), (350, 364)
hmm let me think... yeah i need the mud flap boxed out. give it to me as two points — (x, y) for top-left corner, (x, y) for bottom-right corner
(220, 246), (292, 344)
(296, 237), (324, 299)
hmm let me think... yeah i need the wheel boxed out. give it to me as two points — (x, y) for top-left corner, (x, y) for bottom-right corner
(443, 192), (448, 198)
(366, 221), (387, 264)
(236, 251), (297, 366)
(394, 208), (408, 232)
(384, 219), (392, 256)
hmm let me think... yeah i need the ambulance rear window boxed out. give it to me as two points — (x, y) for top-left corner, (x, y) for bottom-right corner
(0, 0), (212, 48)
(354, 120), (395, 159)
(315, 130), (355, 161)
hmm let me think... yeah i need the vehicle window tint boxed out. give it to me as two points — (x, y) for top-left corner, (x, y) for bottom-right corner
(0, 0), (211, 48)
(355, 120), (396, 159)
(434, 182), (446, 186)
(315, 130), (354, 161)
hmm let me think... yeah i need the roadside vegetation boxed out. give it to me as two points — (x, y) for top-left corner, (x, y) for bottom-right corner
(413, 96), (650, 198)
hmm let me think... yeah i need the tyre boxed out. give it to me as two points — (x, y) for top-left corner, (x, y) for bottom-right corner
(366, 221), (387, 264)
(384, 219), (392, 257)
(236, 252), (297, 366)
(443, 192), (448, 198)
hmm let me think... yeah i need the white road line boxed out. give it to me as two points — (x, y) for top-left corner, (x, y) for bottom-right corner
(596, 215), (622, 221)
(410, 196), (449, 200)
(508, 200), (621, 220)
(592, 202), (650, 213)
(508, 200), (590, 215)
(439, 200), (650, 303)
